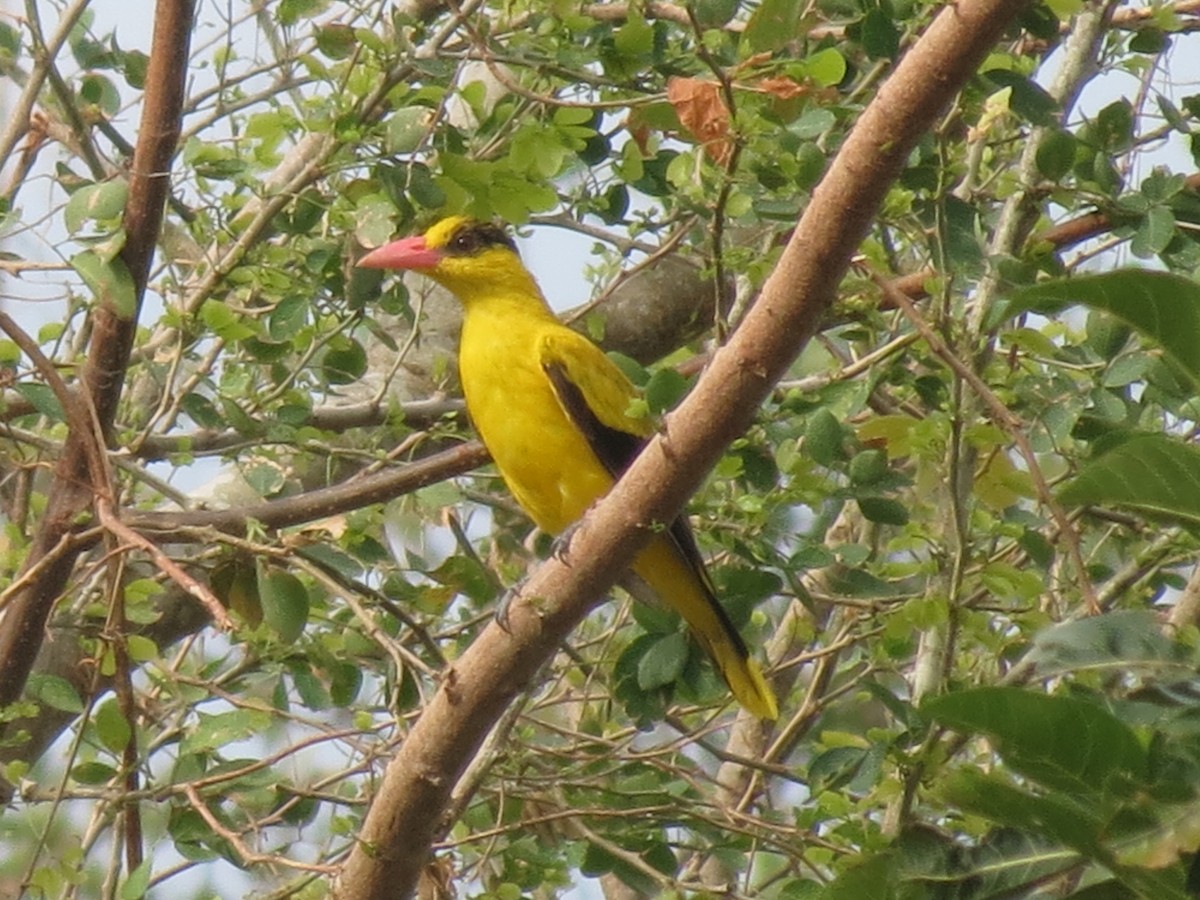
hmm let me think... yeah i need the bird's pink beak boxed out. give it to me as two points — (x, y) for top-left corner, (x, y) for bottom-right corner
(358, 235), (442, 270)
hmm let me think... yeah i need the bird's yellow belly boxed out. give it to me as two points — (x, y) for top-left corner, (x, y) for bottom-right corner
(460, 336), (613, 535)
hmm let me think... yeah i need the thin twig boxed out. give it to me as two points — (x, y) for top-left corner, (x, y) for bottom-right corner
(96, 502), (232, 630)
(183, 783), (338, 875)
(872, 270), (1100, 613)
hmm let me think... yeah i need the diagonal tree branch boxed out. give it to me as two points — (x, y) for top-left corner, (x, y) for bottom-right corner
(0, 0), (197, 714)
(332, 1), (1030, 897)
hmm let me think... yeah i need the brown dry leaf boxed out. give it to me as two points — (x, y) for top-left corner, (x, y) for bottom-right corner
(622, 111), (653, 156)
(755, 75), (811, 100)
(417, 856), (456, 900)
(284, 514), (350, 546)
(735, 51), (775, 72)
(667, 75), (733, 166)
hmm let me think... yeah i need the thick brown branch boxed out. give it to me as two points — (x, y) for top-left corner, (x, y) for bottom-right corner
(90, 0), (194, 434)
(332, 2), (1028, 897)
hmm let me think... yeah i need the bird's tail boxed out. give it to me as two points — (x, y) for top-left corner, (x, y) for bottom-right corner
(631, 540), (779, 720)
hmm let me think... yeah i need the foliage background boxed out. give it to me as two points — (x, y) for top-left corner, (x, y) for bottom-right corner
(2, 0), (1200, 898)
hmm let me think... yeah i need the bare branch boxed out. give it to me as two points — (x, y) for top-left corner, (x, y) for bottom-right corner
(125, 442), (488, 540)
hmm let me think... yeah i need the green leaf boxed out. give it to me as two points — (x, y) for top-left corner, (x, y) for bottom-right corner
(939, 195), (983, 273)
(199, 299), (256, 342)
(71, 250), (137, 317)
(94, 698), (132, 754)
(983, 69), (1059, 126)
(71, 761), (118, 784)
(1131, 205), (1177, 258)
(803, 47), (846, 89)
(744, 0), (801, 53)
(79, 73), (120, 116)
(182, 709), (274, 754)
(321, 336), (367, 384)
(637, 631), (688, 690)
(1036, 129), (1077, 180)
(613, 15), (653, 58)
(314, 23), (356, 59)
(125, 635), (158, 663)
(630, 598), (680, 636)
(408, 163), (445, 209)
(856, 496), (909, 526)
(178, 392), (223, 429)
(805, 408), (846, 466)
(694, 0), (738, 28)
(329, 662), (363, 707)
(27, 674), (83, 713)
(278, 0), (325, 25)
(121, 858), (152, 900)
(13, 382), (64, 422)
(820, 827), (958, 899)
(1044, 0), (1085, 16)
(1101, 352), (1150, 388)
(65, 180), (128, 233)
(291, 664), (330, 711)
(268, 294), (310, 340)
(808, 745), (869, 793)
(643, 367), (688, 415)
(1095, 99), (1135, 151)
(259, 569), (309, 643)
(1005, 270), (1200, 388)
(386, 107), (432, 155)
(1057, 434), (1200, 526)
(860, 7), (900, 60)
(924, 687), (1148, 795)
(242, 458), (287, 497)
(939, 766), (1103, 851)
(1022, 611), (1187, 678)
(353, 195), (396, 248)
(849, 449), (888, 485)
(122, 49), (148, 89)
(789, 107), (836, 140)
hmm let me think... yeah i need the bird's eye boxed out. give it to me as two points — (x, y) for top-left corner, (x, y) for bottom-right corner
(450, 232), (474, 253)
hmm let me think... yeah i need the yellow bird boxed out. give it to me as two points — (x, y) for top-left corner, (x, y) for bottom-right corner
(359, 216), (777, 719)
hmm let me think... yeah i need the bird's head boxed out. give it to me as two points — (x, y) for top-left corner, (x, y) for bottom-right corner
(358, 215), (542, 306)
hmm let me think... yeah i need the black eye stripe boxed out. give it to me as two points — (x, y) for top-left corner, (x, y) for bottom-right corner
(444, 221), (517, 256)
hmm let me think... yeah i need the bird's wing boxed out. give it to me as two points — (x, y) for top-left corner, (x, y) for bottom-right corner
(537, 329), (718, 594)
(538, 329), (647, 473)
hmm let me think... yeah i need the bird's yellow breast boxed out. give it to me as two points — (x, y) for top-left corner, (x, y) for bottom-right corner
(458, 297), (614, 535)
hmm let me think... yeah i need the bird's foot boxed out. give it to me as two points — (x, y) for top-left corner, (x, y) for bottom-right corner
(494, 580), (523, 633)
(550, 521), (581, 564)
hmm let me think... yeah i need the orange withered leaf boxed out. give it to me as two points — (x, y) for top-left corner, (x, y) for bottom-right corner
(666, 75), (733, 166)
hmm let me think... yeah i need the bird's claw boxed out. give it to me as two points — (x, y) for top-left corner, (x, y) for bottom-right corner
(550, 521), (581, 563)
(494, 581), (522, 633)
(494, 524), (581, 631)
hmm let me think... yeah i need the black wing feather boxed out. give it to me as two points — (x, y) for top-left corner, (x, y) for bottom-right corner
(542, 359), (727, 604)
(543, 359), (643, 477)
